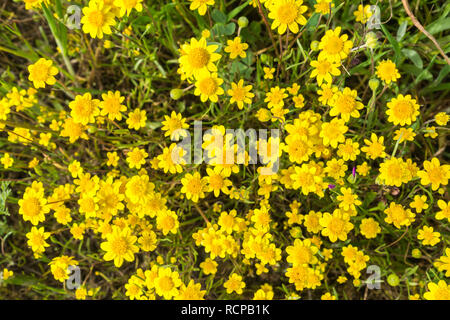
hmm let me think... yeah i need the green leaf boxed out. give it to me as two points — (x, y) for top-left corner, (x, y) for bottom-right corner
(426, 17), (450, 35)
(434, 65), (450, 85)
(211, 9), (227, 24)
(396, 21), (408, 41)
(381, 24), (401, 64)
(401, 49), (423, 69)
(227, 0), (250, 21)
(224, 22), (236, 35)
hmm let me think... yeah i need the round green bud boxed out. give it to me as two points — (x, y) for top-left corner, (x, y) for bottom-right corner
(387, 273), (400, 286)
(170, 89), (184, 100)
(310, 40), (320, 51)
(369, 78), (379, 91)
(238, 17), (249, 28)
(411, 249), (422, 259)
(260, 53), (270, 65)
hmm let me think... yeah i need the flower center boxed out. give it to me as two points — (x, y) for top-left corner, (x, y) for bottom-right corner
(325, 36), (344, 54)
(158, 276), (174, 292)
(317, 61), (332, 74)
(111, 237), (128, 255)
(88, 10), (105, 28)
(277, 3), (298, 24)
(209, 174), (224, 189)
(337, 94), (355, 113)
(23, 197), (41, 217)
(329, 217), (345, 234)
(393, 101), (412, 119)
(231, 87), (246, 101)
(187, 178), (202, 194)
(199, 77), (218, 95)
(31, 64), (50, 81)
(188, 48), (210, 69)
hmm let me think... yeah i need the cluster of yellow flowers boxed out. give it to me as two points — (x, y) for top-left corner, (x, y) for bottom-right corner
(2, 0), (448, 300)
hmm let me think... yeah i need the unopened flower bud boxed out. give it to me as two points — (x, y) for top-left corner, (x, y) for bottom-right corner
(310, 40), (320, 51)
(170, 89), (184, 100)
(369, 78), (379, 91)
(238, 16), (249, 28)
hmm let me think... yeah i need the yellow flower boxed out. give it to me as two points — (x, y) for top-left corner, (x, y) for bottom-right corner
(81, 0), (116, 39)
(359, 218), (380, 239)
(100, 91), (126, 121)
(286, 238), (318, 266)
(23, 0), (46, 10)
(321, 292), (337, 300)
(337, 188), (361, 211)
(200, 258), (218, 275)
(434, 248), (450, 276)
(179, 37), (221, 79)
(138, 230), (157, 252)
(435, 112), (449, 126)
(180, 172), (207, 202)
(156, 210), (179, 235)
(176, 280), (206, 300)
(378, 157), (408, 187)
(225, 37), (249, 59)
(26, 226), (50, 255)
(386, 94), (420, 126)
(100, 226), (138, 267)
(49, 256), (79, 282)
(68, 160), (83, 178)
(424, 280), (450, 300)
(154, 267), (182, 299)
(361, 133), (386, 160)
(126, 108), (147, 130)
(27, 58), (58, 89)
(417, 226), (440, 246)
(325, 158), (347, 179)
(106, 151), (119, 167)
(265, 86), (288, 109)
(263, 67), (275, 79)
(126, 147), (148, 169)
(206, 166), (232, 197)
(157, 143), (186, 174)
(376, 59), (400, 84)
(314, 0), (334, 14)
(353, 4), (373, 24)
(224, 273), (245, 294)
(329, 87), (364, 122)
(113, 0), (143, 17)
(2, 268), (13, 280)
(417, 157), (450, 191)
(19, 188), (49, 225)
(227, 79), (254, 110)
(424, 126), (438, 139)
(409, 195), (428, 213)
(69, 93), (100, 125)
(188, 0), (214, 16)
(194, 72), (224, 102)
(384, 202), (415, 229)
(318, 27), (353, 63)
(320, 118), (348, 148)
(337, 139), (360, 161)
(60, 118), (88, 143)
(394, 127), (416, 142)
(319, 209), (354, 242)
(291, 163), (323, 196)
(310, 58), (341, 85)
(436, 200), (450, 221)
(356, 162), (370, 176)
(1, 153), (14, 169)
(161, 111), (189, 140)
(268, 0), (308, 35)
